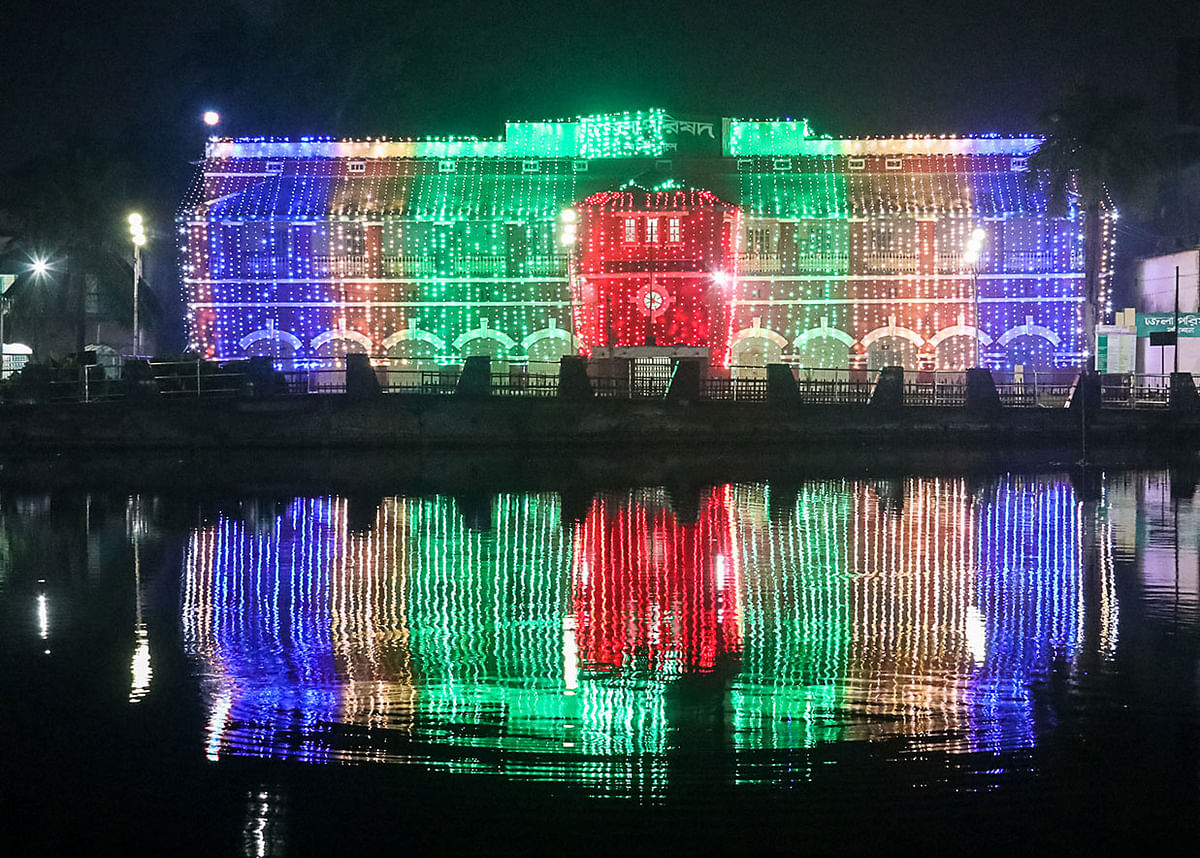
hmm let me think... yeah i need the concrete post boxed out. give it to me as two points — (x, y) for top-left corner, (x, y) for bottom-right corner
(557, 355), (593, 400)
(870, 366), (904, 409)
(965, 368), (1002, 414)
(1170, 371), (1200, 411)
(665, 358), (702, 402)
(344, 352), (381, 399)
(245, 356), (280, 398)
(765, 364), (800, 402)
(455, 356), (491, 398)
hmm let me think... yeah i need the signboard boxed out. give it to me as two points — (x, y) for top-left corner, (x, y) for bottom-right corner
(661, 113), (722, 156)
(0, 274), (13, 295)
(1136, 312), (1200, 337)
(1096, 326), (1137, 374)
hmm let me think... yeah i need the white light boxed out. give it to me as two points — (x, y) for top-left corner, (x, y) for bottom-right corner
(559, 208), (577, 224)
(37, 594), (48, 639)
(713, 271), (731, 286)
(965, 606), (987, 665)
(129, 626), (153, 703)
(563, 616), (578, 693)
(132, 233), (147, 247)
(30, 258), (50, 277)
(971, 227), (987, 241)
(202, 110), (220, 127)
(964, 250), (979, 265)
(127, 213), (143, 227)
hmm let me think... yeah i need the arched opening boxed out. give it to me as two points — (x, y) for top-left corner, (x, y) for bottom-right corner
(525, 334), (575, 377)
(458, 335), (512, 375)
(1004, 334), (1058, 371)
(731, 336), (783, 380)
(794, 336), (851, 371)
(934, 334), (978, 371)
(386, 338), (441, 387)
(314, 337), (368, 360)
(240, 330), (300, 370)
(867, 335), (919, 371)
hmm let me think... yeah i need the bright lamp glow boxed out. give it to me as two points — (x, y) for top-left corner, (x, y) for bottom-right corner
(971, 227), (987, 240)
(203, 110), (220, 127)
(30, 258), (51, 277)
(560, 209), (577, 224)
(713, 271), (731, 287)
(129, 214), (147, 246)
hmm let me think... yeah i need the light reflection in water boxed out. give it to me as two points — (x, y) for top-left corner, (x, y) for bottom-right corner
(181, 476), (1121, 794)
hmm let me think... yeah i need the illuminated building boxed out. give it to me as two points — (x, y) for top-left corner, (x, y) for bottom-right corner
(179, 109), (1112, 373)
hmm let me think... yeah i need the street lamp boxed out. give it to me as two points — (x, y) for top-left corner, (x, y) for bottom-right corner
(202, 110), (221, 129)
(964, 227), (986, 368)
(128, 214), (146, 355)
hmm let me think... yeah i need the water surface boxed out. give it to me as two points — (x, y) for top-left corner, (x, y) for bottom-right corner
(2, 469), (1197, 852)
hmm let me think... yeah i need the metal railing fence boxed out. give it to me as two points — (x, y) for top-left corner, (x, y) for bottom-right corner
(2, 356), (1197, 411)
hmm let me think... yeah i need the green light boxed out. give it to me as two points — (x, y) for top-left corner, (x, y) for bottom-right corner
(577, 109), (667, 160)
(728, 119), (814, 156)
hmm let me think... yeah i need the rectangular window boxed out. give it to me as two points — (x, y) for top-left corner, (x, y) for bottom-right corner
(348, 161), (366, 173)
(848, 157), (866, 171)
(1011, 156), (1029, 172)
(773, 158), (792, 171)
(646, 218), (658, 243)
(336, 222), (366, 255)
(573, 160), (589, 172)
(624, 218), (637, 243)
(668, 218), (681, 243)
(438, 160), (456, 173)
(265, 161), (284, 174)
(885, 157), (902, 171)
(521, 160), (540, 173)
(747, 225), (774, 253)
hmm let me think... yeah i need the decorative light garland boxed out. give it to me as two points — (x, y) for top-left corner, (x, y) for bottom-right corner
(179, 110), (1113, 371)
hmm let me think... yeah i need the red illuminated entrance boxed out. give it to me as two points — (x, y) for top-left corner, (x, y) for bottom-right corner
(568, 184), (741, 367)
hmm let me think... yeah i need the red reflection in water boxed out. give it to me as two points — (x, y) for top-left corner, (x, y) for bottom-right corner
(572, 485), (742, 673)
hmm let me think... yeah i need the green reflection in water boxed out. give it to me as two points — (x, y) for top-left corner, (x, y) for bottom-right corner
(176, 475), (1111, 796)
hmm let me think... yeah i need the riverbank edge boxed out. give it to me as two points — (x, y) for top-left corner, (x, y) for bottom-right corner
(0, 394), (1196, 455)
(0, 395), (1195, 452)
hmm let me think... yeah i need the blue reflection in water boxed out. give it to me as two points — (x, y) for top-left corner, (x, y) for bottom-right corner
(180, 476), (1116, 794)
(184, 498), (344, 763)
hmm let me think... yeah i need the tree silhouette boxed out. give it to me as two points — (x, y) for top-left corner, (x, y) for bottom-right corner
(1029, 86), (1158, 368)
(0, 137), (158, 357)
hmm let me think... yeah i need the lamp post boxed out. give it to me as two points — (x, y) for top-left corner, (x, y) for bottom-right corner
(128, 214), (146, 356)
(0, 274), (12, 379)
(963, 227), (986, 368)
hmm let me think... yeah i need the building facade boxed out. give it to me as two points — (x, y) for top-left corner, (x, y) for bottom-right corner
(1136, 248), (1200, 374)
(179, 109), (1112, 373)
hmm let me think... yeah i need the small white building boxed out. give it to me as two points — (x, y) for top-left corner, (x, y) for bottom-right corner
(1, 343), (32, 379)
(1136, 248), (1200, 373)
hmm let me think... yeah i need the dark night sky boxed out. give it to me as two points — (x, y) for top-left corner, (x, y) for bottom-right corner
(3, 0), (1199, 209)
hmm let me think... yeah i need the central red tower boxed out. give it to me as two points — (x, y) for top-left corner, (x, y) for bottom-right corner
(569, 184), (741, 366)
